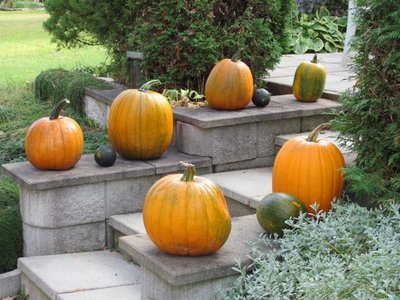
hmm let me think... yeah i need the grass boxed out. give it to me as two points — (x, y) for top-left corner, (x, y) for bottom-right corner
(0, 10), (108, 90)
(0, 10), (109, 165)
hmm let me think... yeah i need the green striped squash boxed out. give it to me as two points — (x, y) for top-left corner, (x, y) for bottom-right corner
(292, 54), (327, 102)
(256, 192), (307, 237)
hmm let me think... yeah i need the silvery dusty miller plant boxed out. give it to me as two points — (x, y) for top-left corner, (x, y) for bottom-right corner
(221, 201), (400, 299)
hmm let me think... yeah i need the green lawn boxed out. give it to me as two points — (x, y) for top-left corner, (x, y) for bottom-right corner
(0, 10), (107, 90)
(0, 10), (109, 165)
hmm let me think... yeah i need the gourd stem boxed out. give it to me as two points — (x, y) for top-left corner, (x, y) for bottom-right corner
(231, 50), (242, 62)
(307, 123), (330, 142)
(50, 99), (69, 120)
(138, 79), (161, 92)
(180, 161), (196, 182)
(311, 54), (318, 64)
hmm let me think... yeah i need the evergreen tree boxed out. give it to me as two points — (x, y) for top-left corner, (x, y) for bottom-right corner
(332, 0), (400, 203)
(43, 0), (294, 91)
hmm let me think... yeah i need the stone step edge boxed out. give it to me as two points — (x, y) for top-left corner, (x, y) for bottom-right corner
(18, 250), (141, 300)
(118, 214), (276, 288)
(109, 212), (146, 236)
(2, 146), (211, 191)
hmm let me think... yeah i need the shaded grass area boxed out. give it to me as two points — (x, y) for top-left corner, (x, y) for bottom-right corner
(0, 10), (110, 272)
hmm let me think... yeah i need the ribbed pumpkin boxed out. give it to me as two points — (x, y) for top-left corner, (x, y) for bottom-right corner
(143, 162), (231, 256)
(25, 99), (83, 170)
(272, 123), (345, 212)
(108, 79), (173, 160)
(292, 54), (327, 102)
(205, 54), (254, 110)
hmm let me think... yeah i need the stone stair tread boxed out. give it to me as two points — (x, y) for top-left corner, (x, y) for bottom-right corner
(109, 212), (146, 236)
(118, 215), (275, 287)
(57, 285), (141, 300)
(203, 168), (272, 209)
(2, 146), (211, 191)
(18, 250), (141, 300)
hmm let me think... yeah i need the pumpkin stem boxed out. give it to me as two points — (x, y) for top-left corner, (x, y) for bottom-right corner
(138, 79), (161, 92)
(311, 54), (318, 64)
(231, 50), (242, 62)
(50, 99), (70, 120)
(306, 122), (330, 142)
(180, 161), (196, 182)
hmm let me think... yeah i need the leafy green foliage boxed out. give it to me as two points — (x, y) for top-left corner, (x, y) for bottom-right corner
(332, 0), (400, 204)
(43, 0), (295, 91)
(35, 68), (111, 113)
(222, 202), (400, 299)
(289, 6), (347, 54)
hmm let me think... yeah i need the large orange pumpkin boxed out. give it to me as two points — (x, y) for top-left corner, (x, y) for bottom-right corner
(108, 79), (173, 160)
(205, 55), (254, 110)
(25, 99), (83, 170)
(143, 162), (232, 256)
(272, 123), (345, 212)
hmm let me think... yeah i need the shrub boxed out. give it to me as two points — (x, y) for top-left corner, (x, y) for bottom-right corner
(221, 201), (400, 299)
(0, 175), (21, 273)
(43, 0), (295, 91)
(34, 68), (111, 113)
(332, 0), (400, 204)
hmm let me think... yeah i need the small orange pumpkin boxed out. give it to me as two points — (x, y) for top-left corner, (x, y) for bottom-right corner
(272, 123), (345, 212)
(205, 54), (254, 110)
(143, 162), (232, 256)
(25, 99), (83, 170)
(108, 79), (173, 160)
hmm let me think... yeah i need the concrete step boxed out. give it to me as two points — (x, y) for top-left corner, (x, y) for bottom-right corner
(18, 250), (141, 300)
(118, 214), (275, 300)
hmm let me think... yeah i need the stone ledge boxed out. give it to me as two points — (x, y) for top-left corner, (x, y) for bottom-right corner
(109, 212), (146, 236)
(204, 168), (273, 209)
(18, 251), (141, 300)
(173, 95), (342, 129)
(119, 215), (275, 287)
(0, 269), (21, 299)
(2, 147), (212, 191)
(84, 88), (124, 106)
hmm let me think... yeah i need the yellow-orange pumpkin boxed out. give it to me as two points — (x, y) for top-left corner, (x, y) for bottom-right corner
(25, 99), (83, 170)
(205, 56), (254, 110)
(108, 79), (173, 160)
(143, 162), (232, 256)
(272, 123), (345, 212)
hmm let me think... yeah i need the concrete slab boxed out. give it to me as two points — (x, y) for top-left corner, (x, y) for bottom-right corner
(57, 285), (141, 300)
(173, 94), (341, 129)
(119, 215), (276, 286)
(2, 147), (211, 191)
(109, 212), (146, 236)
(18, 251), (141, 300)
(204, 168), (273, 209)
(0, 269), (21, 299)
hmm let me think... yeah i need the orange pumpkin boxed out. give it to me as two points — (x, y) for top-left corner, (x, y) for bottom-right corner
(25, 99), (83, 170)
(272, 123), (345, 212)
(143, 162), (232, 256)
(108, 79), (173, 160)
(205, 55), (254, 110)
